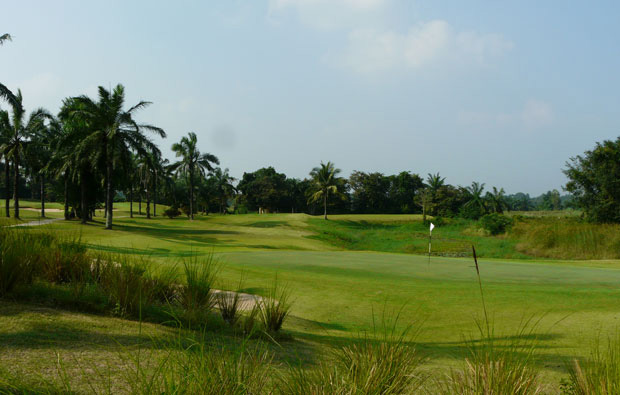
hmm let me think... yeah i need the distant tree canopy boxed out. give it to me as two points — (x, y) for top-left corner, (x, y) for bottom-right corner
(564, 137), (620, 223)
(350, 171), (424, 214)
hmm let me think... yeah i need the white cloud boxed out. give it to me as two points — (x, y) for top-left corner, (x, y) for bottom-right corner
(330, 20), (512, 73)
(521, 99), (554, 129)
(457, 99), (554, 131)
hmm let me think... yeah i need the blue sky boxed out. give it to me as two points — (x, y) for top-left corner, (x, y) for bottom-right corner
(2, 1), (619, 194)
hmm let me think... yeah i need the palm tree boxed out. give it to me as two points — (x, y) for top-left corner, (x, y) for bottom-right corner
(424, 172), (445, 216)
(136, 148), (161, 219)
(52, 99), (101, 223)
(465, 181), (487, 214)
(0, 34), (10, 46)
(486, 186), (508, 214)
(0, 110), (11, 217)
(67, 84), (165, 229)
(309, 161), (342, 220)
(171, 132), (219, 220)
(27, 116), (59, 218)
(426, 173), (445, 193)
(0, 90), (50, 219)
(0, 35), (18, 108)
(211, 167), (236, 214)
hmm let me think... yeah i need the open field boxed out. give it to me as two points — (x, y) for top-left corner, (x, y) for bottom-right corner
(3, 205), (620, 392)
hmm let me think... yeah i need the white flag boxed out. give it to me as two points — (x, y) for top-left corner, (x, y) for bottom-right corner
(430, 222), (435, 232)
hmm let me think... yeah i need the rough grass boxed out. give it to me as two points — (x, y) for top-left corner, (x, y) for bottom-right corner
(511, 218), (620, 260)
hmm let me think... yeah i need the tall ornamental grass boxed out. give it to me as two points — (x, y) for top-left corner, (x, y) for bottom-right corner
(563, 333), (620, 394)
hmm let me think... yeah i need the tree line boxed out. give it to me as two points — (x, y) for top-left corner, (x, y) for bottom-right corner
(5, 33), (612, 225)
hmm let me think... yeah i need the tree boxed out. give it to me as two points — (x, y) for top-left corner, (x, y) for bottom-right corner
(0, 34), (10, 46)
(0, 90), (50, 219)
(387, 171), (424, 213)
(426, 172), (446, 215)
(171, 132), (219, 220)
(0, 110), (11, 217)
(463, 181), (487, 218)
(0, 35), (18, 109)
(349, 171), (391, 213)
(26, 116), (59, 218)
(486, 186), (508, 214)
(309, 161), (342, 220)
(237, 167), (288, 213)
(210, 167), (236, 214)
(564, 137), (620, 223)
(67, 84), (165, 229)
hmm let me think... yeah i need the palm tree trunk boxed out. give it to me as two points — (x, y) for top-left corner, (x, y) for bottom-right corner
(40, 175), (45, 218)
(105, 156), (113, 229)
(146, 186), (151, 219)
(64, 172), (69, 220)
(153, 176), (157, 217)
(323, 190), (327, 220)
(139, 193), (142, 214)
(129, 185), (133, 218)
(4, 158), (9, 218)
(189, 171), (194, 220)
(13, 153), (19, 219)
(80, 177), (87, 224)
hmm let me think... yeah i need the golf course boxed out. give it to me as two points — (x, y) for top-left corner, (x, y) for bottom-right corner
(3, 202), (620, 393)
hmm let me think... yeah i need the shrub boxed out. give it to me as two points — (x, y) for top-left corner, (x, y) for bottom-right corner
(257, 280), (291, 333)
(163, 206), (181, 219)
(480, 213), (513, 235)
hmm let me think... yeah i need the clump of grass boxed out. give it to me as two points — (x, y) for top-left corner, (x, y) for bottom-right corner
(257, 278), (291, 333)
(242, 305), (260, 336)
(441, 327), (542, 395)
(217, 291), (243, 326)
(280, 311), (425, 394)
(121, 336), (274, 395)
(95, 254), (156, 316)
(563, 333), (620, 394)
(180, 254), (220, 321)
(440, 246), (542, 394)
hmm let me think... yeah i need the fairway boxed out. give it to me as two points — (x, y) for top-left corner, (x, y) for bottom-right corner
(24, 208), (620, 388)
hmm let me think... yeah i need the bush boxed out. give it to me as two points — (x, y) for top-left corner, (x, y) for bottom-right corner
(480, 213), (513, 235)
(163, 206), (181, 218)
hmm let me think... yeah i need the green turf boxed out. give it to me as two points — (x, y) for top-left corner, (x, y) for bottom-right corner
(6, 208), (620, 390)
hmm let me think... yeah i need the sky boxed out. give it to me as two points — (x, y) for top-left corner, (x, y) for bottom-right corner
(1, 0), (619, 195)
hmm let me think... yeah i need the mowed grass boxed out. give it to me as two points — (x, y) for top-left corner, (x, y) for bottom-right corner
(6, 209), (620, 390)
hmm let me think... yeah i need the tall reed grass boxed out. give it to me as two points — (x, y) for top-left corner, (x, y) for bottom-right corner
(511, 218), (620, 259)
(257, 279), (292, 333)
(280, 312), (425, 394)
(563, 333), (620, 394)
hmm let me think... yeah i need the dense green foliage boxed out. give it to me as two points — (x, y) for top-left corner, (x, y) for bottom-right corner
(480, 213), (513, 235)
(565, 136), (620, 223)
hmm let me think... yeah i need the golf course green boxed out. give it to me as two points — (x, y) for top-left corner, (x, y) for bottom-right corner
(8, 202), (618, 389)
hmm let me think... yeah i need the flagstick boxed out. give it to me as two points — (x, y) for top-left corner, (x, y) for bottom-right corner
(428, 222), (434, 267)
(428, 232), (432, 266)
